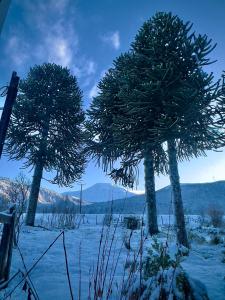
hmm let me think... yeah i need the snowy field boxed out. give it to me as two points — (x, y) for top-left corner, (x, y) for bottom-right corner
(0, 214), (225, 299)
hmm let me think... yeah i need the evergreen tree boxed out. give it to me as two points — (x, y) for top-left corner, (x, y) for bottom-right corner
(87, 55), (167, 235)
(88, 12), (222, 247)
(128, 12), (221, 247)
(6, 63), (85, 226)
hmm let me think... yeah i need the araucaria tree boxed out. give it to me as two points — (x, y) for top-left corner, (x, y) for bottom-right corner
(88, 12), (222, 247)
(128, 12), (221, 247)
(87, 53), (167, 236)
(6, 63), (85, 226)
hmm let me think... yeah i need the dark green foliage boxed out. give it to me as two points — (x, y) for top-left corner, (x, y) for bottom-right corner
(143, 238), (179, 279)
(86, 53), (168, 188)
(130, 12), (222, 155)
(87, 12), (222, 188)
(6, 63), (85, 186)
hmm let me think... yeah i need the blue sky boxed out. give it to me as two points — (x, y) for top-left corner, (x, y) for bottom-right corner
(1, 0), (225, 193)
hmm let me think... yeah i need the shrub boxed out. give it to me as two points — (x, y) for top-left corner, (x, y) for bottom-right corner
(143, 239), (177, 279)
(210, 234), (223, 245)
(123, 216), (141, 230)
(208, 207), (224, 228)
(127, 239), (209, 300)
(38, 208), (83, 230)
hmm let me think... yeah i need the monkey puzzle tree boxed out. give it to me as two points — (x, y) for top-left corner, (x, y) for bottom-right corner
(88, 12), (222, 247)
(87, 53), (167, 235)
(6, 63), (85, 226)
(129, 12), (222, 247)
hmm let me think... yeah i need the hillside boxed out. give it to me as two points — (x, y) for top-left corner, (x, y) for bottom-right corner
(1, 178), (225, 214)
(82, 181), (225, 214)
(0, 178), (90, 211)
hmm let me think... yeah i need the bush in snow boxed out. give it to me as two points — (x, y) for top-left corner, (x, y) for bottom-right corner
(123, 216), (142, 230)
(38, 209), (84, 230)
(142, 238), (188, 280)
(208, 206), (224, 228)
(210, 234), (223, 245)
(127, 239), (209, 300)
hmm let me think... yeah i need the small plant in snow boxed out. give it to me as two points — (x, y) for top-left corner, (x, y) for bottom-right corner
(127, 239), (209, 300)
(142, 238), (187, 280)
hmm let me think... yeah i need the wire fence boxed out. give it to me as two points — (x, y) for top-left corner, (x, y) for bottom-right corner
(2, 230), (74, 300)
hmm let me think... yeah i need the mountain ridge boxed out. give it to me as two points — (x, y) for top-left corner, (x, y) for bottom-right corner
(82, 181), (225, 214)
(62, 182), (136, 202)
(1, 178), (225, 214)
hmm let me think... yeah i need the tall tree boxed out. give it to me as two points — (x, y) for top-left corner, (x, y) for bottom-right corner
(87, 56), (167, 235)
(6, 63), (85, 226)
(88, 12), (222, 247)
(129, 12), (222, 247)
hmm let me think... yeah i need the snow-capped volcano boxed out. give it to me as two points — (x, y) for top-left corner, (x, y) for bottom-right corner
(62, 183), (137, 203)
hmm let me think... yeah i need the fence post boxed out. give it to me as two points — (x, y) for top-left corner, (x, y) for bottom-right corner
(0, 71), (19, 158)
(0, 205), (16, 286)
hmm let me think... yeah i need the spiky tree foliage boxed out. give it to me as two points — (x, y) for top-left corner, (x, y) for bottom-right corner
(213, 72), (225, 142)
(6, 63), (85, 226)
(88, 12), (222, 246)
(87, 54), (168, 235)
(128, 12), (222, 247)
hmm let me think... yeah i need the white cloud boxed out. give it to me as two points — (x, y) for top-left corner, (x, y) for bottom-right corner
(86, 61), (96, 75)
(88, 68), (108, 99)
(5, 0), (97, 80)
(89, 83), (99, 99)
(45, 35), (74, 67)
(102, 31), (120, 50)
(6, 36), (29, 66)
(111, 31), (120, 49)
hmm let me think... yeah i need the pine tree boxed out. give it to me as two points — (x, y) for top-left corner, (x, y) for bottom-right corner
(6, 63), (85, 226)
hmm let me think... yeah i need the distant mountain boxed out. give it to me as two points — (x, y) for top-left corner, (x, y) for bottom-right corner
(0, 178), (90, 211)
(82, 181), (225, 214)
(1, 178), (225, 214)
(62, 183), (136, 203)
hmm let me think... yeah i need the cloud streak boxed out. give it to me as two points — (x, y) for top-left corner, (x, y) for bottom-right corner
(5, 0), (96, 80)
(102, 31), (120, 50)
(89, 83), (99, 99)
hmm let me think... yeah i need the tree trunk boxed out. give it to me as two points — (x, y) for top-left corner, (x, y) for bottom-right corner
(144, 149), (159, 235)
(25, 161), (44, 226)
(167, 139), (189, 248)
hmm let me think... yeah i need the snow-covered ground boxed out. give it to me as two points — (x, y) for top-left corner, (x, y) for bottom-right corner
(0, 214), (225, 299)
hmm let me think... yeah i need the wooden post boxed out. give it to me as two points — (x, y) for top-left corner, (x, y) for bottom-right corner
(0, 205), (16, 286)
(0, 71), (19, 158)
(5, 206), (15, 281)
(79, 183), (83, 214)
